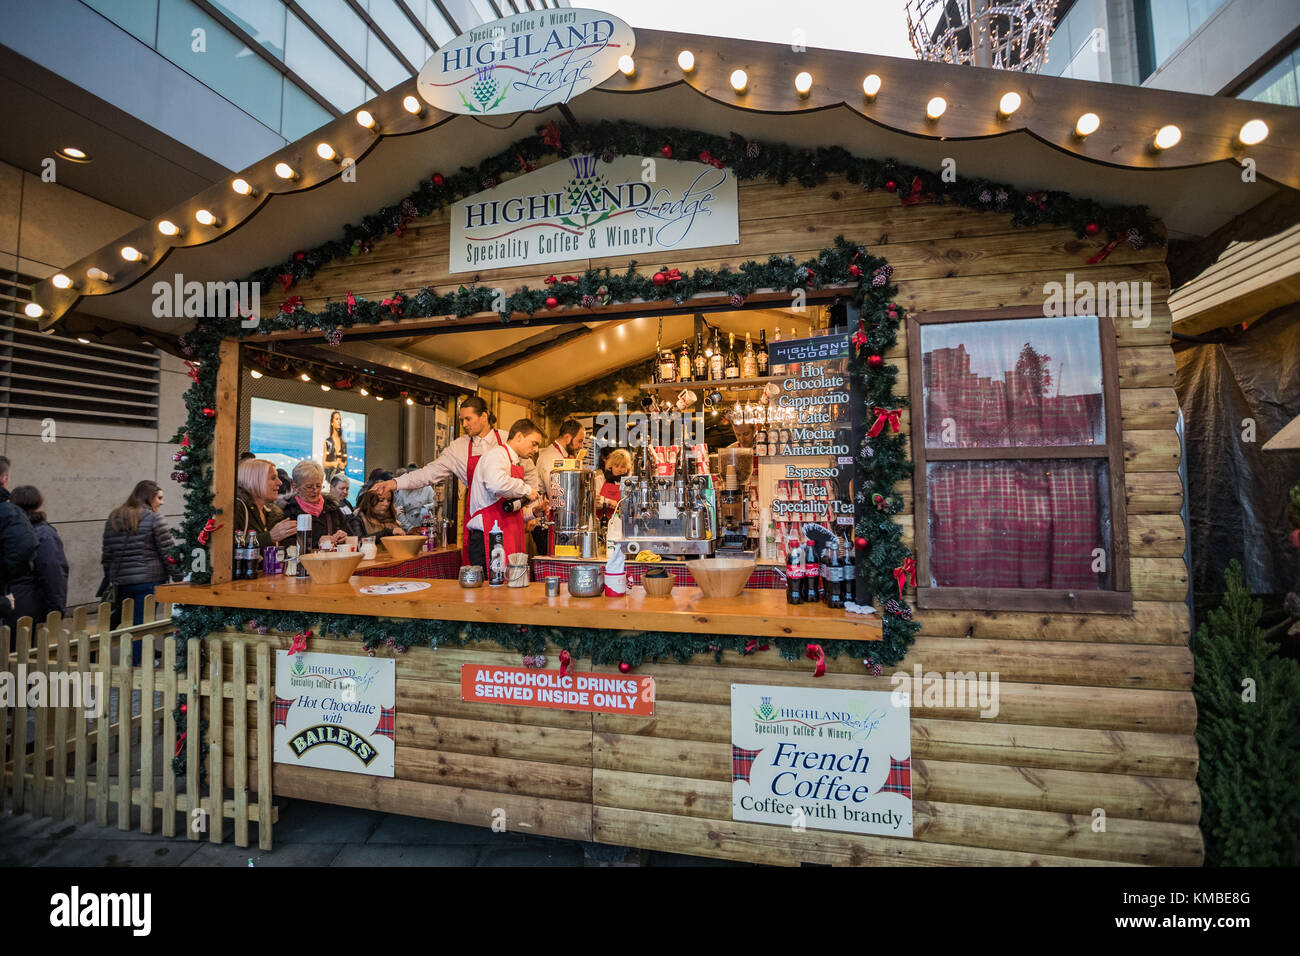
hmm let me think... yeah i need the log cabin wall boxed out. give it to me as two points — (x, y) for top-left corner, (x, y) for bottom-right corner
(250, 171), (1198, 866)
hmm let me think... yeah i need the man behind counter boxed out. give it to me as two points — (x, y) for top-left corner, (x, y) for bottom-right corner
(465, 419), (543, 572)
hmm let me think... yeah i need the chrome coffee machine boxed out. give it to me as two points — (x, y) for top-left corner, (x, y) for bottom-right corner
(616, 442), (717, 557)
(549, 467), (598, 557)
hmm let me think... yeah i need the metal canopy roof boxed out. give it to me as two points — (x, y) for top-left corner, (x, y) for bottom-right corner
(32, 26), (1300, 335)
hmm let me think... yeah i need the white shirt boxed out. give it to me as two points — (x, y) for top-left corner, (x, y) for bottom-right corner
(466, 443), (533, 531)
(535, 441), (569, 498)
(395, 429), (504, 491)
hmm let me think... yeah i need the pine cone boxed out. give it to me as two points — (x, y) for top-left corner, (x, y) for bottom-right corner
(745, 141), (760, 159)
(729, 293), (745, 307)
(1125, 227), (1145, 250)
(978, 189), (992, 204)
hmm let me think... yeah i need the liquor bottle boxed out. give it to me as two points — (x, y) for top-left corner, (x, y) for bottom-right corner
(724, 333), (739, 379)
(741, 332), (758, 378)
(692, 331), (707, 380)
(708, 328), (724, 381)
(678, 340), (691, 382)
(842, 532), (855, 605)
(803, 539), (820, 603)
(770, 325), (785, 376)
(756, 329), (769, 376)
(659, 347), (676, 383)
(785, 537), (803, 605)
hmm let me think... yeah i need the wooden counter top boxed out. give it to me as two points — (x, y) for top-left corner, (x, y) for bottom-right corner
(156, 576), (880, 642)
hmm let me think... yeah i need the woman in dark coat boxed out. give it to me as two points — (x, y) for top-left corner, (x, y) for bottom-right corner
(101, 480), (178, 649)
(5, 485), (66, 634)
(281, 459), (350, 548)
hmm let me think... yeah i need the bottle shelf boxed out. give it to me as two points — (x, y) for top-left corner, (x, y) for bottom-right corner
(638, 374), (783, 391)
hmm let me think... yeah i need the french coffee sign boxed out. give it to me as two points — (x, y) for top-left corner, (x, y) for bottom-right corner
(274, 651), (395, 777)
(731, 684), (912, 838)
(451, 155), (739, 273)
(417, 8), (634, 116)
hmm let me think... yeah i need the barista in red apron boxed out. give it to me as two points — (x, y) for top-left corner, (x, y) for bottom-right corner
(464, 419), (544, 571)
(462, 426), (507, 566)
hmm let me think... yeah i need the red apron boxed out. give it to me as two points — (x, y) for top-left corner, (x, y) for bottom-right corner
(468, 458), (527, 570)
(461, 428), (505, 565)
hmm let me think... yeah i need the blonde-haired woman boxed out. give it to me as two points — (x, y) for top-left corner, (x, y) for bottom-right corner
(235, 459), (297, 548)
(281, 459), (350, 548)
(600, 448), (633, 503)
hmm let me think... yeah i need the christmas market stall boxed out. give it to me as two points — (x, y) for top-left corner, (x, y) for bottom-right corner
(30, 11), (1300, 865)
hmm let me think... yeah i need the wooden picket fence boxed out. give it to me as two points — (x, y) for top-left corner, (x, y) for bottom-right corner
(1, 597), (276, 850)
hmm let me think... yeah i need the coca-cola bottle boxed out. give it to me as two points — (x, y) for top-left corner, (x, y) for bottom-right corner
(786, 537), (803, 605)
(803, 539), (820, 603)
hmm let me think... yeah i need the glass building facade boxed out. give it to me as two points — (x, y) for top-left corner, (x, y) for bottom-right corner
(78, 0), (569, 144)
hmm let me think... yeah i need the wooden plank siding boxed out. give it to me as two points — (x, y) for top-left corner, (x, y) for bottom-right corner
(232, 173), (1194, 865)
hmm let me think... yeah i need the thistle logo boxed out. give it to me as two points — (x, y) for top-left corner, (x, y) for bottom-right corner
(291, 655), (307, 678)
(755, 696), (777, 721)
(466, 64), (504, 113)
(562, 155), (612, 229)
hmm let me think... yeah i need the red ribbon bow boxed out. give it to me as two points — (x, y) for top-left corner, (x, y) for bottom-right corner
(381, 295), (404, 315)
(184, 361), (201, 384)
(517, 153), (535, 173)
(894, 557), (917, 596)
(1086, 239), (1121, 264)
(277, 273), (295, 292)
(664, 268), (682, 282)
(279, 295), (303, 314)
(289, 629), (312, 655)
(181, 434), (191, 448)
(560, 275), (579, 284)
(346, 291), (355, 314)
(544, 275), (558, 285)
(197, 517), (221, 545)
(851, 320), (868, 349)
(867, 407), (902, 437)
(743, 640), (770, 655)
(806, 643), (826, 678)
(540, 121), (563, 150)
(899, 175), (930, 208)
(174, 732), (187, 758)
(559, 649), (572, 677)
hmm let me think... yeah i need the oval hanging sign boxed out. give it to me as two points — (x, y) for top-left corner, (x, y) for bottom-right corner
(417, 9), (635, 117)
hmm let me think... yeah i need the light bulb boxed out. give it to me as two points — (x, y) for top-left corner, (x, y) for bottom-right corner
(232, 178), (253, 196)
(402, 95), (422, 115)
(274, 162), (296, 180)
(356, 110), (376, 129)
(359, 388), (368, 397)
(405, 396), (414, 406)
(375, 396), (383, 402)
(24, 302), (43, 318)
(158, 220), (180, 236)
(195, 209), (218, 226)
(926, 96), (947, 119)
(863, 74), (882, 98)
(1238, 119), (1268, 145)
(300, 372), (311, 382)
(60, 147), (87, 159)
(87, 267), (112, 282)
(794, 72), (813, 96)
(618, 55), (635, 76)
(51, 273), (73, 289)
(321, 384), (330, 391)
(1153, 125), (1181, 150)
(250, 370), (263, 379)
(120, 246), (142, 262)
(316, 143), (337, 162)
(1075, 112), (1100, 137)
(998, 92), (1021, 117)
(730, 69), (748, 92)
(677, 50), (694, 72)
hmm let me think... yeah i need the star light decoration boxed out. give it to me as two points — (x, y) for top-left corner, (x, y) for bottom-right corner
(906, 0), (1059, 73)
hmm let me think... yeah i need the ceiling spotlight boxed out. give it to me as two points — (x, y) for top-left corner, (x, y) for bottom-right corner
(24, 302), (44, 318)
(402, 95), (422, 115)
(1238, 119), (1268, 145)
(57, 146), (92, 163)
(120, 246), (143, 262)
(618, 55), (635, 76)
(195, 209), (219, 226)
(405, 396), (414, 406)
(375, 395), (383, 402)
(356, 110), (376, 129)
(231, 178), (255, 196)
(321, 384), (331, 391)
(926, 96), (947, 120)
(316, 143), (337, 162)
(300, 372), (311, 382)
(359, 387), (368, 397)
(249, 370), (263, 379)
(77, 337), (90, 344)
(87, 266), (113, 283)
(794, 71), (813, 96)
(862, 74), (882, 99)
(730, 69), (748, 92)
(1074, 112), (1100, 138)
(998, 91), (1021, 117)
(51, 273), (74, 289)
(274, 162), (297, 180)
(1153, 125), (1181, 150)
(158, 220), (181, 236)
(677, 50), (694, 72)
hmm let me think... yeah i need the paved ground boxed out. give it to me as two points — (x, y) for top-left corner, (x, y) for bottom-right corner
(0, 798), (742, 867)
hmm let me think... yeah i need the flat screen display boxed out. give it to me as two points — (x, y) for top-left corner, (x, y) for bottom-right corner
(249, 399), (366, 503)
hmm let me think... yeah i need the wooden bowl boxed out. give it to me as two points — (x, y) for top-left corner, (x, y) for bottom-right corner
(641, 574), (674, 598)
(688, 558), (755, 599)
(299, 552), (364, 585)
(381, 535), (426, 559)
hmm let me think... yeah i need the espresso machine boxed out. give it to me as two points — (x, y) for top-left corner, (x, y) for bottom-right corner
(549, 467), (599, 557)
(616, 442), (717, 557)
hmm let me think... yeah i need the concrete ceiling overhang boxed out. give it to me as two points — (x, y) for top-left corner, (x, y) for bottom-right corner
(31, 26), (1300, 334)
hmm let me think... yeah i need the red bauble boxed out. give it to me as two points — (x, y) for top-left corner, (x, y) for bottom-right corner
(848, 264), (863, 277)
(1084, 222), (1100, 236)
(884, 180), (897, 192)
(293, 251), (306, 261)
(661, 145), (672, 158)
(855, 536), (868, 550)
(618, 661), (631, 673)
(201, 407), (215, 417)
(652, 271), (667, 286)
(431, 173), (444, 186)
(867, 354), (883, 367)
(544, 296), (559, 309)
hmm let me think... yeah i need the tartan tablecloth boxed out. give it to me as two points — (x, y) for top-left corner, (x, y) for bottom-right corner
(357, 549), (461, 579)
(530, 558), (784, 589)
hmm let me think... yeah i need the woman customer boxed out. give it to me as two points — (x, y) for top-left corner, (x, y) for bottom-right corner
(353, 485), (401, 540)
(281, 460), (350, 549)
(6, 485), (68, 634)
(101, 480), (177, 647)
(235, 458), (297, 548)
